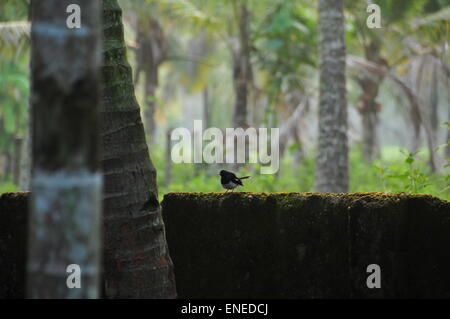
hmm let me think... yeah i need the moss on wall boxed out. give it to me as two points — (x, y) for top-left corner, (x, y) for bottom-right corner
(162, 192), (450, 298)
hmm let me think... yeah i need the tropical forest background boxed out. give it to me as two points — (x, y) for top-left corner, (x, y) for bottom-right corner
(0, 0), (449, 200)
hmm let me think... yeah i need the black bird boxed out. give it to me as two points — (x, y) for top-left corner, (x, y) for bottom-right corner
(219, 170), (251, 192)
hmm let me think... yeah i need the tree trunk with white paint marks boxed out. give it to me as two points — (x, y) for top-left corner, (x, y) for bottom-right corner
(314, 0), (349, 193)
(101, 0), (176, 298)
(28, 0), (102, 298)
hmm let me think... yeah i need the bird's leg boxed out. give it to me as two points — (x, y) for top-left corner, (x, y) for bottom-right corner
(225, 189), (229, 193)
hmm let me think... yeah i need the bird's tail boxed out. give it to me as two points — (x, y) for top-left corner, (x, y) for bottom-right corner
(239, 176), (251, 180)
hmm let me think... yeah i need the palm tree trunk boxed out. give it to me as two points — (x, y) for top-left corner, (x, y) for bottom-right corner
(232, 3), (251, 128)
(18, 113), (31, 190)
(136, 15), (165, 143)
(12, 136), (22, 185)
(164, 127), (172, 189)
(356, 39), (384, 163)
(3, 151), (12, 182)
(27, 0), (102, 298)
(144, 67), (157, 142)
(357, 77), (382, 163)
(314, 0), (349, 193)
(101, 0), (176, 298)
(203, 87), (210, 128)
(427, 60), (439, 172)
(361, 102), (379, 162)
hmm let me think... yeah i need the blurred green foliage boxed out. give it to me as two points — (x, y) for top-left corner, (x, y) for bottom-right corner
(0, 0), (448, 202)
(1, 145), (447, 201)
(254, 0), (317, 96)
(0, 60), (29, 146)
(152, 146), (449, 202)
(0, 182), (18, 194)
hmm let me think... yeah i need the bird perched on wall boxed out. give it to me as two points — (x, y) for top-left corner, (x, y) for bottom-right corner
(219, 170), (251, 192)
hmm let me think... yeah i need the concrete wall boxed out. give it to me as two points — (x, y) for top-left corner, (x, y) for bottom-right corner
(0, 192), (28, 298)
(1, 191), (449, 298)
(162, 192), (450, 298)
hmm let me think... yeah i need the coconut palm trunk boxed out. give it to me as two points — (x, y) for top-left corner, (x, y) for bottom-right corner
(134, 14), (165, 143)
(101, 0), (176, 298)
(232, 3), (251, 128)
(314, 0), (349, 193)
(356, 38), (385, 163)
(357, 76), (382, 163)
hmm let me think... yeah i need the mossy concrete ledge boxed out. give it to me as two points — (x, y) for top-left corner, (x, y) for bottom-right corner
(162, 192), (450, 299)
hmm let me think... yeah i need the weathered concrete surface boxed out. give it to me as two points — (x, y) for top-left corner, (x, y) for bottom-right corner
(162, 192), (450, 299)
(0, 192), (29, 298)
(1, 191), (449, 299)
